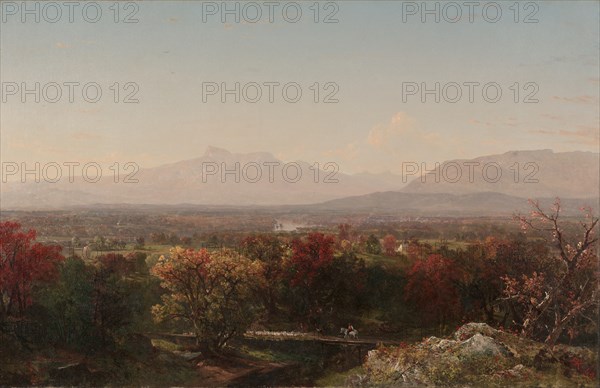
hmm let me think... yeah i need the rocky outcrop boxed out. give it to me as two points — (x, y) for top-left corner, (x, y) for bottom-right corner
(454, 322), (499, 340)
(352, 323), (597, 387)
(459, 333), (510, 358)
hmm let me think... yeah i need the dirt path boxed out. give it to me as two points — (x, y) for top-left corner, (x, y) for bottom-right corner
(184, 353), (298, 387)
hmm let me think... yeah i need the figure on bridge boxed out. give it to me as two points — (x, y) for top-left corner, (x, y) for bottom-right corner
(340, 324), (358, 339)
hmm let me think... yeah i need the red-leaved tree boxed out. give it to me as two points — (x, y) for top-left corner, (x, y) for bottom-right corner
(0, 222), (64, 321)
(404, 254), (463, 329)
(504, 199), (598, 345)
(285, 232), (365, 327)
(382, 234), (398, 256)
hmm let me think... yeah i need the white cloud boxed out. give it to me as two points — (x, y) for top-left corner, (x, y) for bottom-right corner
(367, 112), (415, 148)
(323, 142), (359, 161)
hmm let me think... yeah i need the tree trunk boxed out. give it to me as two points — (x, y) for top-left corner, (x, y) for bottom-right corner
(544, 301), (594, 346)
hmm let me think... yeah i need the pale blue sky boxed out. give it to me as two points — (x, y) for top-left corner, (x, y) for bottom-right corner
(1, 1), (598, 173)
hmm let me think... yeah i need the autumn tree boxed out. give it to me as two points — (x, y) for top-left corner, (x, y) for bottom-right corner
(127, 251), (149, 274)
(152, 247), (264, 351)
(98, 253), (132, 275)
(452, 242), (498, 323)
(454, 237), (550, 325)
(382, 234), (398, 256)
(239, 234), (285, 317)
(406, 239), (432, 261)
(404, 254), (463, 331)
(285, 233), (335, 325)
(285, 233), (366, 328)
(337, 224), (356, 254)
(0, 222), (63, 322)
(503, 199), (598, 345)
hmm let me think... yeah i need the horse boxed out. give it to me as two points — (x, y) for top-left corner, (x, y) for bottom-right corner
(340, 327), (358, 339)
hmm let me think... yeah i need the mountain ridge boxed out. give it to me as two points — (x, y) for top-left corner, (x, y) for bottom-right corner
(1, 148), (597, 212)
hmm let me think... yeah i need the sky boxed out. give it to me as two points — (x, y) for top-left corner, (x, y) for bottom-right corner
(1, 0), (598, 174)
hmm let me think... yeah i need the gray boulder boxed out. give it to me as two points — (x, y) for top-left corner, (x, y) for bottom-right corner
(454, 322), (498, 341)
(458, 333), (511, 358)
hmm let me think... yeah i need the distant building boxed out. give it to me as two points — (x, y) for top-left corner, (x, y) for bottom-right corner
(82, 245), (91, 259)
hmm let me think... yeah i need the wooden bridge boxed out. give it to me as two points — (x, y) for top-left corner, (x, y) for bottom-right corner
(152, 331), (402, 364)
(246, 333), (403, 363)
(154, 331), (401, 346)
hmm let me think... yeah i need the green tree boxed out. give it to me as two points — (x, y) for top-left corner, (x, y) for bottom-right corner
(134, 236), (145, 250)
(365, 234), (382, 254)
(40, 255), (145, 351)
(239, 234), (285, 318)
(39, 257), (96, 349)
(93, 235), (106, 251)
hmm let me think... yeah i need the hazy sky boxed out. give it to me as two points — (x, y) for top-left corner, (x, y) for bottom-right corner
(1, 1), (598, 174)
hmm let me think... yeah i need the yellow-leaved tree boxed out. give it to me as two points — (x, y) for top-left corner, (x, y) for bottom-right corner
(152, 247), (264, 351)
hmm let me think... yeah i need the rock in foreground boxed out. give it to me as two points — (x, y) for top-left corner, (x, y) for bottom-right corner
(351, 323), (597, 387)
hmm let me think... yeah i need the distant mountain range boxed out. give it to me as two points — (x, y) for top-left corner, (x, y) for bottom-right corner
(302, 191), (598, 217)
(1, 148), (598, 216)
(402, 150), (599, 199)
(0, 146), (405, 209)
